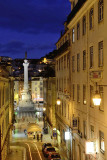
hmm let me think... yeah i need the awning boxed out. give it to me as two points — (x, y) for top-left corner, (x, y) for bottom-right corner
(27, 123), (42, 132)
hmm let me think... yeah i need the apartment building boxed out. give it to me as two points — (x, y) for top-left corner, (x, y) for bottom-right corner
(55, 28), (72, 159)
(55, 0), (106, 159)
(0, 64), (14, 160)
(43, 77), (56, 137)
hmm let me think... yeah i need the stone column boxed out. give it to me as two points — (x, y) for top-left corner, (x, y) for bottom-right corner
(23, 59), (29, 91)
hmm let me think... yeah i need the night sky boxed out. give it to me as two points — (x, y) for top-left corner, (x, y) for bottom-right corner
(0, 0), (70, 59)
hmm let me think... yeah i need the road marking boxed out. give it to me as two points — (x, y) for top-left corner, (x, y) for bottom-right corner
(33, 143), (43, 160)
(25, 143), (32, 160)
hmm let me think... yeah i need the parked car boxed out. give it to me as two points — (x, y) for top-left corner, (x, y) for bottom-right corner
(48, 152), (61, 160)
(42, 143), (52, 152)
(43, 146), (56, 157)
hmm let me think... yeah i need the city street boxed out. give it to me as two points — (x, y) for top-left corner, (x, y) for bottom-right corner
(8, 121), (48, 160)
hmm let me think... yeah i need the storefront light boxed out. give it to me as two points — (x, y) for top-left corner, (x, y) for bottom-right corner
(86, 141), (95, 154)
(65, 131), (70, 140)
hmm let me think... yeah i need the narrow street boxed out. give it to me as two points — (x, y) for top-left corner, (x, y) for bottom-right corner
(7, 120), (56, 160)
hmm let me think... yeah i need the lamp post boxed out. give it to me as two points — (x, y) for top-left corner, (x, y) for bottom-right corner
(92, 82), (107, 106)
(93, 90), (101, 106)
(56, 97), (61, 105)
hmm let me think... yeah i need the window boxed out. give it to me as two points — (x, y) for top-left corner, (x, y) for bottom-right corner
(90, 85), (94, 107)
(73, 84), (75, 101)
(98, 41), (103, 67)
(72, 56), (75, 72)
(59, 59), (60, 70)
(64, 55), (66, 69)
(90, 125), (94, 139)
(57, 61), (58, 71)
(99, 86), (104, 111)
(98, 0), (103, 22)
(67, 53), (70, 68)
(89, 8), (94, 29)
(83, 121), (87, 139)
(90, 46), (93, 68)
(99, 131), (105, 153)
(83, 50), (86, 70)
(77, 84), (80, 102)
(83, 16), (86, 35)
(72, 28), (75, 43)
(77, 23), (80, 40)
(83, 85), (86, 104)
(77, 53), (80, 72)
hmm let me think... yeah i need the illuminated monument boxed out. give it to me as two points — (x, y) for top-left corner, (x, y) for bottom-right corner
(18, 52), (35, 114)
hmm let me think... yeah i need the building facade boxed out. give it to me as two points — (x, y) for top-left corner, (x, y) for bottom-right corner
(55, 0), (107, 159)
(0, 64), (14, 160)
(43, 77), (56, 138)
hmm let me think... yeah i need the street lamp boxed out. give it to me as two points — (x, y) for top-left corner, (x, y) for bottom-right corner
(93, 90), (101, 106)
(92, 82), (101, 106)
(56, 97), (61, 105)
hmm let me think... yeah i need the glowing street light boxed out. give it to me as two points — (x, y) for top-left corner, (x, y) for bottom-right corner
(93, 90), (101, 106)
(56, 97), (61, 105)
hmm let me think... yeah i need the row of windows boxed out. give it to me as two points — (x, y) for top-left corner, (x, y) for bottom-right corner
(72, 0), (103, 42)
(72, 41), (103, 72)
(56, 53), (70, 71)
(72, 84), (103, 109)
(57, 78), (70, 93)
(57, 33), (70, 50)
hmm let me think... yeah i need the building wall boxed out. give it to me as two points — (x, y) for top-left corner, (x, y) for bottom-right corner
(55, 0), (106, 159)
(0, 66), (14, 160)
(67, 0), (106, 159)
(31, 77), (43, 103)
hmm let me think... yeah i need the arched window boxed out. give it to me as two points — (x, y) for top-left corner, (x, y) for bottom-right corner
(98, 0), (103, 22)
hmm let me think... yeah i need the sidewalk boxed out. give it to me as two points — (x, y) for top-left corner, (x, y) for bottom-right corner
(6, 146), (26, 160)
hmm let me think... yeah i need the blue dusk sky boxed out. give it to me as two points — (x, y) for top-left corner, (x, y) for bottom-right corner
(0, 0), (71, 59)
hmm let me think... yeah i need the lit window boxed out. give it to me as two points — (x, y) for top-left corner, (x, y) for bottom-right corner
(90, 46), (93, 68)
(98, 41), (103, 67)
(89, 8), (94, 30)
(83, 16), (86, 35)
(98, 0), (103, 22)
(72, 28), (75, 43)
(99, 131), (105, 153)
(83, 85), (86, 104)
(77, 22), (80, 40)
(83, 50), (86, 70)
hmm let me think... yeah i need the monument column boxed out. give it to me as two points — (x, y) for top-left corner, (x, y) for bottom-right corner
(23, 59), (29, 90)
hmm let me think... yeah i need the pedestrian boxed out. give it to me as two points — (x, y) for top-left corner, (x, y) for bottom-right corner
(37, 133), (39, 141)
(41, 133), (43, 142)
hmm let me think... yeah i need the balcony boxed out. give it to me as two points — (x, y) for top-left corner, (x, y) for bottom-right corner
(56, 40), (70, 56)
